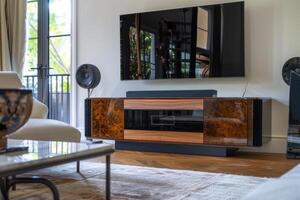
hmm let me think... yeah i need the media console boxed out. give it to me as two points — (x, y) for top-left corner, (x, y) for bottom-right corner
(85, 96), (271, 156)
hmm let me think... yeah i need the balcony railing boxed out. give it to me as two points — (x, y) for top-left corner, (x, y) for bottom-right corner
(23, 74), (71, 123)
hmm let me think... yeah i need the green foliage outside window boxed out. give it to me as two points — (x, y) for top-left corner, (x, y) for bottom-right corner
(129, 27), (155, 79)
(25, 0), (71, 93)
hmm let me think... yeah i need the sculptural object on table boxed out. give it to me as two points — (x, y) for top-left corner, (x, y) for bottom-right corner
(0, 89), (32, 152)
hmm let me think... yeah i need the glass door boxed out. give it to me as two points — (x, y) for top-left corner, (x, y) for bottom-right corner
(24, 0), (39, 98)
(48, 0), (71, 123)
(23, 0), (72, 123)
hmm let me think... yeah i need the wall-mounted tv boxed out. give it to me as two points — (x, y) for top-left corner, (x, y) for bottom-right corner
(120, 1), (244, 80)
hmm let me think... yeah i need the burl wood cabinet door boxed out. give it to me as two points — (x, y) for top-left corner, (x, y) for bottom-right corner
(91, 98), (124, 140)
(203, 99), (249, 146)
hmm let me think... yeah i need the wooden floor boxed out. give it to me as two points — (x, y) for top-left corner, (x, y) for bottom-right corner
(94, 150), (300, 178)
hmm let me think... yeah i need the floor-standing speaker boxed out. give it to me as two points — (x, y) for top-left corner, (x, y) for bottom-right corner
(287, 71), (300, 158)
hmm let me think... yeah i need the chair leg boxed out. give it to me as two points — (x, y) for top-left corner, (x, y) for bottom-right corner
(11, 176), (16, 191)
(76, 161), (80, 173)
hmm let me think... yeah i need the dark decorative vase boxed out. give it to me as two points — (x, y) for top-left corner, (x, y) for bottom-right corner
(0, 89), (33, 152)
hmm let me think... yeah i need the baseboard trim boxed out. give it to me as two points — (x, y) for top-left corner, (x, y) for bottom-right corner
(267, 135), (287, 139)
(241, 137), (287, 154)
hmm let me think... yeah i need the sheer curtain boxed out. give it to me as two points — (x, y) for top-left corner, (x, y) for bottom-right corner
(0, 0), (27, 77)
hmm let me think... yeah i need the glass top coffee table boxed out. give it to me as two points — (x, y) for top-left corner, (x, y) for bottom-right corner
(0, 139), (114, 200)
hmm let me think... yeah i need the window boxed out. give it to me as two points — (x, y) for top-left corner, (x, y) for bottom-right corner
(49, 0), (71, 75)
(24, 0), (72, 123)
(25, 0), (38, 76)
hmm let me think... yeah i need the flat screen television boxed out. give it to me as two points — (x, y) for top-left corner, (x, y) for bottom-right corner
(120, 1), (244, 80)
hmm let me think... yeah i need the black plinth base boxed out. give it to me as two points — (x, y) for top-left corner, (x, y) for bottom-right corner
(115, 141), (238, 157)
(0, 147), (28, 155)
(287, 154), (300, 159)
(287, 150), (300, 159)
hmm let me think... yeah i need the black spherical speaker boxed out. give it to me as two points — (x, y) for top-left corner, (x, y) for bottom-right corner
(76, 64), (101, 89)
(76, 64), (101, 97)
(282, 57), (300, 85)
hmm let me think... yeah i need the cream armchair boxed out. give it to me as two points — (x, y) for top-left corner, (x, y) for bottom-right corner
(0, 72), (81, 143)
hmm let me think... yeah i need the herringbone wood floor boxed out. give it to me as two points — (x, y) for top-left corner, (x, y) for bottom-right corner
(93, 150), (300, 177)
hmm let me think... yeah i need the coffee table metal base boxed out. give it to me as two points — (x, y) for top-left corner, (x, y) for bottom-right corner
(0, 176), (59, 200)
(0, 155), (111, 200)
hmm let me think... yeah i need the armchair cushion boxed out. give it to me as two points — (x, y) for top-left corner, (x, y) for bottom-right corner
(31, 98), (48, 119)
(1, 72), (81, 143)
(9, 119), (81, 143)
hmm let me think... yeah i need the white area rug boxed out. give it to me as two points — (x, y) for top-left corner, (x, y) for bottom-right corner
(10, 162), (270, 200)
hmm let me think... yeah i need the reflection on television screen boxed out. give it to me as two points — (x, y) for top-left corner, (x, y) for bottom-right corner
(120, 2), (244, 80)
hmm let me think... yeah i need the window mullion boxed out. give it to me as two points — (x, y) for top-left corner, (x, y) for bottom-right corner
(37, 0), (50, 102)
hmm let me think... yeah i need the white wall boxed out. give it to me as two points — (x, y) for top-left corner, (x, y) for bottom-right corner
(76, 0), (300, 153)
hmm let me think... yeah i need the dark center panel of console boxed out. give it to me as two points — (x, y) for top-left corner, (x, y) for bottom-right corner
(125, 109), (203, 132)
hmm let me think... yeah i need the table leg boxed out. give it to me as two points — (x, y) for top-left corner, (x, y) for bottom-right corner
(11, 176), (16, 191)
(8, 177), (60, 200)
(106, 155), (111, 200)
(76, 161), (80, 173)
(0, 178), (8, 200)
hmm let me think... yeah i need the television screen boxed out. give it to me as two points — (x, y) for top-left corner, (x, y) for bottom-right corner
(120, 2), (244, 80)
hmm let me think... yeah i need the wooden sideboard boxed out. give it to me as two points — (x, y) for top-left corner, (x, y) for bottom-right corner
(85, 97), (271, 148)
